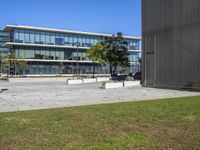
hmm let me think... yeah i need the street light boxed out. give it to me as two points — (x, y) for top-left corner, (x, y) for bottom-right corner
(76, 42), (81, 75)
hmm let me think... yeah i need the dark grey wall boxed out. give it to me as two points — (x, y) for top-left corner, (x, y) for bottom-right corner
(142, 0), (200, 90)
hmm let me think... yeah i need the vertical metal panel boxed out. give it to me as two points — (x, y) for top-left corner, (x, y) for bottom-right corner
(142, 0), (200, 90)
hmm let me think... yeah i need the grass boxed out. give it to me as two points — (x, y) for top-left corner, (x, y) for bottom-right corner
(0, 96), (200, 150)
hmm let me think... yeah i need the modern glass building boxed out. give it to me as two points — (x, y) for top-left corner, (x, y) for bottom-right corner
(1, 25), (141, 75)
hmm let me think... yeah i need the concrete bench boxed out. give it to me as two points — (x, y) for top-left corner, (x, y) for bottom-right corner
(82, 78), (97, 83)
(96, 77), (110, 82)
(103, 82), (123, 89)
(123, 81), (140, 87)
(66, 79), (83, 85)
(9, 78), (68, 83)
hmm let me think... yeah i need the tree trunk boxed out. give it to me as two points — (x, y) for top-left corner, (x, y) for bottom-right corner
(104, 63), (107, 74)
(109, 62), (113, 76)
(15, 67), (17, 76)
(113, 64), (117, 75)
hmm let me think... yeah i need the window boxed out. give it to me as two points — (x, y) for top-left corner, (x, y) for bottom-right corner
(29, 48), (35, 59)
(19, 49), (24, 58)
(69, 34), (74, 46)
(24, 49), (30, 59)
(50, 49), (56, 60)
(73, 34), (78, 44)
(35, 48), (41, 59)
(60, 50), (64, 60)
(30, 31), (35, 43)
(45, 33), (51, 45)
(35, 31), (40, 44)
(45, 49), (50, 59)
(64, 34), (69, 45)
(85, 36), (90, 46)
(50, 33), (55, 45)
(40, 48), (46, 59)
(82, 36), (86, 47)
(77, 35), (82, 46)
(19, 30), (24, 43)
(129, 40), (139, 50)
(60, 33), (65, 45)
(15, 48), (19, 58)
(93, 37), (98, 45)
(55, 37), (64, 45)
(40, 32), (45, 44)
(14, 30), (19, 42)
(24, 31), (30, 43)
(55, 49), (60, 60)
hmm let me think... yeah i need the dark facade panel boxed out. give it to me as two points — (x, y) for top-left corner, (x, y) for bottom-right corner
(142, 0), (200, 90)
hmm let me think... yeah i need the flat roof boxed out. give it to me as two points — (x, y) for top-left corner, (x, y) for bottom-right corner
(3, 25), (141, 40)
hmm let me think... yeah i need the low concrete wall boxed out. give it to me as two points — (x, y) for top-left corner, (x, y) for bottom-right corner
(103, 82), (124, 89)
(96, 77), (110, 82)
(9, 77), (70, 83)
(67, 79), (83, 85)
(124, 81), (140, 87)
(103, 81), (140, 89)
(82, 78), (97, 83)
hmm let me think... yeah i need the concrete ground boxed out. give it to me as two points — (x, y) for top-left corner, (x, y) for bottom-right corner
(0, 81), (200, 113)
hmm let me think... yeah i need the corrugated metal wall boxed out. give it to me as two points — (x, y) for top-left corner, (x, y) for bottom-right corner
(142, 0), (200, 90)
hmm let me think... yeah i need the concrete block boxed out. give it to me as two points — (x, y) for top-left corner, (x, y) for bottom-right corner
(82, 78), (97, 83)
(103, 82), (123, 89)
(123, 81), (140, 87)
(67, 79), (83, 85)
(9, 78), (68, 83)
(96, 77), (110, 82)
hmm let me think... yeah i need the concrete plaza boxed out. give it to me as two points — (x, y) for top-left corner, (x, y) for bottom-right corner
(0, 81), (199, 113)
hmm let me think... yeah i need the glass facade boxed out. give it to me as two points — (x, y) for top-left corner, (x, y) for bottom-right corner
(19, 62), (104, 75)
(129, 52), (141, 62)
(4, 27), (141, 75)
(0, 31), (9, 67)
(12, 29), (140, 50)
(0, 31), (9, 52)
(15, 47), (89, 61)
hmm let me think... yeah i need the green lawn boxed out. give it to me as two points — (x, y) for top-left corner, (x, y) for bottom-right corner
(0, 96), (200, 150)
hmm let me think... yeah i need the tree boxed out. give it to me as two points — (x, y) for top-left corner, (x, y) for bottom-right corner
(87, 32), (129, 76)
(102, 32), (129, 75)
(87, 43), (106, 77)
(2, 53), (28, 75)
(18, 59), (28, 75)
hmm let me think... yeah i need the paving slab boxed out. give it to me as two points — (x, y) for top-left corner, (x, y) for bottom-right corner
(0, 81), (199, 113)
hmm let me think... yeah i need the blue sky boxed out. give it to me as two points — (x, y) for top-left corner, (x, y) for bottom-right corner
(0, 0), (141, 36)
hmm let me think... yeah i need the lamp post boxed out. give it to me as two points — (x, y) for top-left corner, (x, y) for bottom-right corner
(76, 42), (80, 75)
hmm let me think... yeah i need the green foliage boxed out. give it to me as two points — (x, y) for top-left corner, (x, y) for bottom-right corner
(87, 43), (106, 64)
(102, 32), (129, 74)
(2, 53), (28, 75)
(87, 43), (106, 77)
(87, 32), (129, 75)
